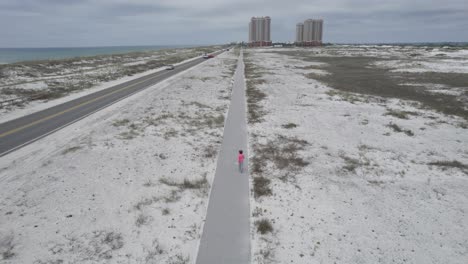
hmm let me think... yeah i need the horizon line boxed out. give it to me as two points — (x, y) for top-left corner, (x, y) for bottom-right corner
(0, 44), (218, 49)
(1, 41), (467, 49)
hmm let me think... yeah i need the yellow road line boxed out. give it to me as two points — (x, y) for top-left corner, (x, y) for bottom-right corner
(0, 69), (174, 138)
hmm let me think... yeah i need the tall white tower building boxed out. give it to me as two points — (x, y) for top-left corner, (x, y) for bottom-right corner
(296, 23), (304, 42)
(298, 19), (323, 46)
(248, 16), (272, 47)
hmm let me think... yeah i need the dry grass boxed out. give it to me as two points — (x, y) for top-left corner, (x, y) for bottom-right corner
(163, 128), (178, 140)
(135, 214), (152, 227)
(163, 190), (182, 203)
(340, 155), (361, 172)
(113, 119), (142, 140)
(168, 254), (190, 264)
(273, 51), (468, 120)
(326, 89), (367, 104)
(244, 53), (267, 124)
(134, 197), (159, 210)
(387, 123), (414, 136)
(428, 160), (468, 174)
(200, 77), (214, 82)
(61, 146), (82, 155)
(145, 239), (164, 261)
(203, 144), (218, 158)
(339, 149), (373, 173)
(85, 231), (124, 260)
(367, 179), (386, 186)
(281, 123), (297, 129)
(143, 113), (174, 127)
(118, 130), (139, 140)
(250, 135), (309, 197)
(159, 175), (209, 190)
(253, 177), (272, 198)
(34, 230), (124, 262)
(384, 109), (419, 119)
(179, 112), (225, 130)
(143, 180), (155, 187)
(185, 101), (211, 109)
(255, 218), (273, 234)
(162, 208), (170, 215)
(112, 119), (130, 127)
(0, 235), (15, 260)
(253, 135), (309, 172)
(1, 46), (222, 104)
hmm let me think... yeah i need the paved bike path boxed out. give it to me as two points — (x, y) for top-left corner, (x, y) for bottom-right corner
(195, 51), (250, 263)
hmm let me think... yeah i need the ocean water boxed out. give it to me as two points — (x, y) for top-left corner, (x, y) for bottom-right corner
(0, 45), (195, 64)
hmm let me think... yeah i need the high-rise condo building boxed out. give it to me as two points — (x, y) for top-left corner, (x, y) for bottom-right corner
(296, 19), (323, 46)
(248, 16), (272, 47)
(296, 23), (304, 42)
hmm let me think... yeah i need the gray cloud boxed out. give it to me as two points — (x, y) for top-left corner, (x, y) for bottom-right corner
(0, 0), (467, 47)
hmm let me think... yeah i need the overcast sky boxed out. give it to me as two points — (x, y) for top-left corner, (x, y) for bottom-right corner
(1, 0), (467, 47)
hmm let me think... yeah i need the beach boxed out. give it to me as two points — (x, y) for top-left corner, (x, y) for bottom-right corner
(0, 45), (222, 122)
(245, 45), (468, 263)
(0, 48), (238, 263)
(0, 44), (467, 263)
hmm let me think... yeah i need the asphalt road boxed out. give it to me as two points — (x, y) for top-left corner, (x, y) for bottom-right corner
(0, 51), (223, 157)
(196, 51), (250, 263)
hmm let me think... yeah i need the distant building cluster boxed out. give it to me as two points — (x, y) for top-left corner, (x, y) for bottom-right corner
(248, 16), (272, 47)
(296, 19), (323, 46)
(247, 17), (323, 47)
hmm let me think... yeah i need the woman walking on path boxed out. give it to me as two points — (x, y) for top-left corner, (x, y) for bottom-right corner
(238, 150), (245, 173)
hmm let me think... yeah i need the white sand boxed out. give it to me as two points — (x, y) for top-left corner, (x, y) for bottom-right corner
(0, 50), (238, 263)
(246, 48), (468, 264)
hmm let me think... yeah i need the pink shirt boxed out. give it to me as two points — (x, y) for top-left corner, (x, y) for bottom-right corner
(238, 153), (244, 162)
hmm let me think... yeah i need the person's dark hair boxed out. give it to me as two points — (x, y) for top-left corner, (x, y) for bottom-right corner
(239, 150), (243, 154)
